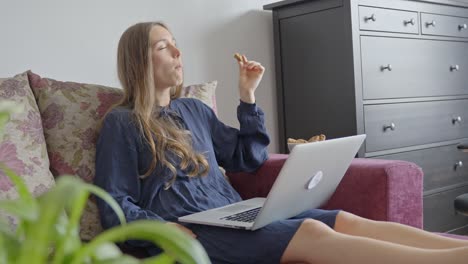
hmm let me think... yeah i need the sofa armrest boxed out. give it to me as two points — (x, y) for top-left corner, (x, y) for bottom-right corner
(227, 154), (423, 228)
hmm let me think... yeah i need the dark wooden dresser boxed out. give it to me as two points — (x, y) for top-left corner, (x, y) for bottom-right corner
(264, 0), (468, 234)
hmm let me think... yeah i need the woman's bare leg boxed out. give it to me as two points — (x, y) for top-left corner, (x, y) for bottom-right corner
(281, 219), (468, 264)
(334, 211), (468, 249)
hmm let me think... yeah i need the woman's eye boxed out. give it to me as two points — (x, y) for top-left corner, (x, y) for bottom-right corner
(158, 46), (167, 50)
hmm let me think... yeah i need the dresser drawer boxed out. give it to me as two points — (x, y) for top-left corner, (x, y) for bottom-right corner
(359, 6), (418, 34)
(361, 36), (468, 99)
(421, 13), (468, 38)
(377, 144), (468, 191)
(364, 100), (468, 152)
(424, 185), (468, 232)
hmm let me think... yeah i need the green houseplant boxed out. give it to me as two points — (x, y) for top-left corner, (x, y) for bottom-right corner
(0, 101), (211, 264)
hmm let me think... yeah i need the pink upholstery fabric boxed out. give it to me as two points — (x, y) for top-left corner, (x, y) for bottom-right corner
(322, 158), (423, 229)
(228, 154), (287, 199)
(0, 72), (55, 229)
(227, 155), (424, 228)
(182, 81), (217, 115)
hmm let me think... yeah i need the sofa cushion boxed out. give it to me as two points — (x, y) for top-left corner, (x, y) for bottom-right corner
(27, 71), (217, 240)
(182, 81), (218, 115)
(0, 72), (55, 228)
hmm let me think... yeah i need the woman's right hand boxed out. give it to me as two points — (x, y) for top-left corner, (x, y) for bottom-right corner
(166, 222), (197, 238)
(235, 53), (265, 104)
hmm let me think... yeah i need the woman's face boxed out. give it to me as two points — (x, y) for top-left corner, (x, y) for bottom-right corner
(149, 25), (183, 90)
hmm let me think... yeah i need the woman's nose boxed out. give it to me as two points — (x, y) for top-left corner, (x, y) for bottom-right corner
(172, 45), (181, 58)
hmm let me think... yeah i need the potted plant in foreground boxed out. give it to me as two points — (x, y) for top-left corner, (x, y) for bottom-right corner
(0, 101), (211, 264)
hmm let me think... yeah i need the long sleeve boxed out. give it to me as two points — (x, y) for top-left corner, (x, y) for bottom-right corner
(207, 100), (270, 173)
(94, 110), (165, 231)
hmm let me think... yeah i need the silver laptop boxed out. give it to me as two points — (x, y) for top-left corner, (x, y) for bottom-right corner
(178, 134), (366, 230)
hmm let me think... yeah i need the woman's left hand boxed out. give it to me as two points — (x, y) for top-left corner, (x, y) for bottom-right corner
(236, 54), (265, 104)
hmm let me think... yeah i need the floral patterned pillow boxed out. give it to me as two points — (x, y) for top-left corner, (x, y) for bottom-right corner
(27, 71), (217, 240)
(0, 72), (55, 229)
(183, 81), (218, 115)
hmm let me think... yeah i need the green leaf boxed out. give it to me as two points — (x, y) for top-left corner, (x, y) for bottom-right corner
(52, 188), (88, 264)
(0, 216), (14, 236)
(51, 176), (125, 264)
(79, 183), (127, 226)
(0, 199), (38, 221)
(0, 163), (37, 209)
(0, 100), (23, 113)
(51, 211), (81, 264)
(71, 221), (210, 264)
(0, 227), (22, 263)
(0, 235), (8, 264)
(0, 174), (210, 264)
(91, 242), (122, 261)
(16, 176), (82, 264)
(0, 100), (23, 137)
(14, 220), (26, 239)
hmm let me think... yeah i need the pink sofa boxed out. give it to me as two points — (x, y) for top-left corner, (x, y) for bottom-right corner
(229, 155), (424, 228)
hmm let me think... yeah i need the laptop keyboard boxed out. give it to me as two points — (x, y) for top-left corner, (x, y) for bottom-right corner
(220, 207), (262, 223)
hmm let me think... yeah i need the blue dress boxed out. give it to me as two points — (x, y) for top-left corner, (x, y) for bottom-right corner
(94, 98), (339, 264)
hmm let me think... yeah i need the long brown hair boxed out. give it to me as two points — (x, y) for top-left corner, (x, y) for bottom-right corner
(112, 22), (209, 189)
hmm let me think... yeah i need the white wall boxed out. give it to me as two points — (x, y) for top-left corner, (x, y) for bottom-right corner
(0, 0), (280, 152)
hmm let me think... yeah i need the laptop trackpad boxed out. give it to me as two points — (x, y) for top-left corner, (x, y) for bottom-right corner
(219, 204), (253, 213)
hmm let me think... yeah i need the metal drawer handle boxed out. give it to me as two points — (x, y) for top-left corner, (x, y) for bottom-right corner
(383, 123), (396, 132)
(455, 161), (463, 169)
(364, 14), (376, 22)
(450, 65), (460, 72)
(459, 24), (467, 30)
(404, 18), (415, 26)
(458, 144), (468, 153)
(381, 64), (392, 71)
(426, 20), (436, 27)
(452, 116), (462, 124)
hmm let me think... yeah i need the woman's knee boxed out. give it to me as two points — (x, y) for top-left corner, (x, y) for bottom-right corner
(299, 219), (334, 239)
(281, 219), (335, 263)
(334, 211), (373, 234)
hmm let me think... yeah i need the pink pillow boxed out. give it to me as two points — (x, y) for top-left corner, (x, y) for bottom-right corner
(183, 81), (218, 115)
(0, 72), (55, 228)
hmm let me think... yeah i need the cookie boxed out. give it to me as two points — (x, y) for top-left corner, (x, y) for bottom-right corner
(308, 134), (326, 142)
(234, 53), (243, 62)
(234, 53), (248, 63)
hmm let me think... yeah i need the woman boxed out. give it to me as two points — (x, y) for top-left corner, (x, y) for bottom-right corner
(94, 22), (468, 264)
